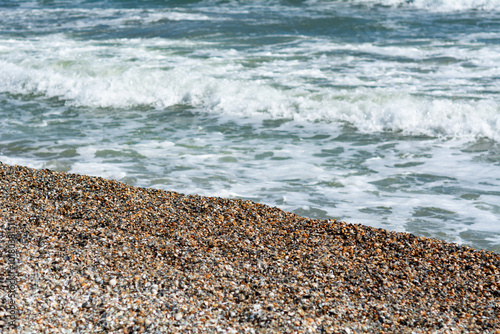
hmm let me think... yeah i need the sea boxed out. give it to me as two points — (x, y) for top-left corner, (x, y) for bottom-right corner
(1, 0), (499, 253)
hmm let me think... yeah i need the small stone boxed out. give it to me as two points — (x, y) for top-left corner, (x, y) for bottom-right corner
(175, 312), (183, 321)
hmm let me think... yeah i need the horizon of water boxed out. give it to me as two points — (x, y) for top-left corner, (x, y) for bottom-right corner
(1, 0), (499, 252)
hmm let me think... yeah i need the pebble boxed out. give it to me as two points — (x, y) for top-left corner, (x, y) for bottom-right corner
(109, 278), (117, 287)
(0, 162), (499, 333)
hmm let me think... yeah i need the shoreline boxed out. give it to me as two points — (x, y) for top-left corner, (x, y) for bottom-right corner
(0, 162), (499, 333)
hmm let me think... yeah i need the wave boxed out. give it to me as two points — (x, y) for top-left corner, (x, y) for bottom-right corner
(1, 35), (499, 141)
(5, 0), (500, 13)
(344, 0), (500, 11)
(2, 61), (498, 141)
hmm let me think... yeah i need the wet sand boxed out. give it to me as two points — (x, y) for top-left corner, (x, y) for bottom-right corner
(0, 163), (499, 333)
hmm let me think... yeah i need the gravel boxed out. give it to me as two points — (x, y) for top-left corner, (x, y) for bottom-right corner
(0, 163), (499, 333)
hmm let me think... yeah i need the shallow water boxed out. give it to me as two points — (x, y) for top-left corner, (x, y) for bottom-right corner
(1, 0), (499, 252)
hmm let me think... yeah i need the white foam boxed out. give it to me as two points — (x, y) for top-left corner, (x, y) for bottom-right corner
(407, 0), (500, 11)
(71, 162), (128, 181)
(0, 156), (44, 169)
(336, 0), (500, 11)
(2, 33), (500, 141)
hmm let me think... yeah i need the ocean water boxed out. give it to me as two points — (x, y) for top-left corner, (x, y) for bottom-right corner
(1, 0), (499, 252)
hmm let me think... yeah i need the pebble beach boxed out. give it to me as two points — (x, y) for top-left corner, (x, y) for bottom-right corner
(0, 163), (499, 333)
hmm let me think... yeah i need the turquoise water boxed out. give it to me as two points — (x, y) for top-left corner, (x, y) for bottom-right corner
(1, 0), (500, 252)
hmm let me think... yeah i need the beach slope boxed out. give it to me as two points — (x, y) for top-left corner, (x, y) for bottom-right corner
(0, 163), (499, 333)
